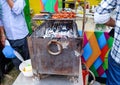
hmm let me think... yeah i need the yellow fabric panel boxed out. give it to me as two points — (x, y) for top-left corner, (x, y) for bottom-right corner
(85, 31), (94, 39)
(29, 0), (41, 15)
(87, 0), (100, 6)
(65, 0), (100, 8)
(79, 0), (101, 6)
(85, 32), (101, 68)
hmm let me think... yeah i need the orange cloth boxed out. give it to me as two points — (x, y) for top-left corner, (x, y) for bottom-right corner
(40, 0), (44, 11)
(85, 31), (101, 68)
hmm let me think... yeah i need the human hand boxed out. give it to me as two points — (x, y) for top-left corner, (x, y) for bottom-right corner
(2, 45), (16, 58)
(2, 40), (16, 59)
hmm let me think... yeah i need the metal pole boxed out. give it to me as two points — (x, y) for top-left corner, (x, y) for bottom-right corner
(82, 0), (86, 36)
(78, 0), (87, 85)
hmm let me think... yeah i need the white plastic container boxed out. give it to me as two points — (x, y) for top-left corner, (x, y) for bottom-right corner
(19, 59), (33, 77)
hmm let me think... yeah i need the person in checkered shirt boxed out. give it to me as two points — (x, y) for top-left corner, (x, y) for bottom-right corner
(94, 0), (120, 84)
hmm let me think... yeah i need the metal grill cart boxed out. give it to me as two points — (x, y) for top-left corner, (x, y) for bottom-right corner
(27, 1), (88, 85)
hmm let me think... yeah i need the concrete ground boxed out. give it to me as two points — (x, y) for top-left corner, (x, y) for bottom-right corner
(0, 67), (106, 85)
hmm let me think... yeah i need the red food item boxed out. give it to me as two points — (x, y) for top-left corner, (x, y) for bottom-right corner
(77, 0), (80, 2)
(52, 11), (76, 19)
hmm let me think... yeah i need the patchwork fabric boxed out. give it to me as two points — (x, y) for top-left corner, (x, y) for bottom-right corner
(81, 31), (113, 78)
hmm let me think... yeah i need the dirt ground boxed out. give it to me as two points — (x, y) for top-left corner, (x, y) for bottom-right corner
(0, 67), (20, 85)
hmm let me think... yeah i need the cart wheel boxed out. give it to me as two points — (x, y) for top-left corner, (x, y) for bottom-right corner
(47, 40), (62, 55)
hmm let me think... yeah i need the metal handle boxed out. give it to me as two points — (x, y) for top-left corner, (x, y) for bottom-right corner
(47, 40), (62, 55)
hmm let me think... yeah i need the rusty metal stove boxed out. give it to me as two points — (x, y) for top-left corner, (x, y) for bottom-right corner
(27, 17), (83, 80)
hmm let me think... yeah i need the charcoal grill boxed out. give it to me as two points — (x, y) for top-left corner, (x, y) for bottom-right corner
(27, 1), (87, 84)
(28, 19), (83, 75)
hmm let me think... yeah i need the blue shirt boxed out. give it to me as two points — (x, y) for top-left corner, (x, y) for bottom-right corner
(94, 0), (120, 64)
(0, 3), (3, 26)
(0, 0), (29, 40)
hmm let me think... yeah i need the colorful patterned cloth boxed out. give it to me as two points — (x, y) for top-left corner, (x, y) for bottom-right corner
(80, 31), (113, 78)
(41, 0), (58, 13)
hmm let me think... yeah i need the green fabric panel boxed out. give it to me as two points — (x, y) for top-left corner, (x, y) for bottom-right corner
(105, 49), (109, 58)
(45, 0), (56, 13)
(24, 0), (32, 34)
(107, 37), (114, 48)
(58, 0), (62, 8)
(102, 58), (108, 70)
(94, 31), (103, 39)
(90, 65), (99, 77)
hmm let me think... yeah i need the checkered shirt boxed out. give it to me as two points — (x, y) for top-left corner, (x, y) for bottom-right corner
(94, 0), (120, 64)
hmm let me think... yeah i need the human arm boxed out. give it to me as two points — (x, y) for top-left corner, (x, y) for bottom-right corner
(104, 17), (115, 27)
(0, 20), (6, 46)
(6, 0), (14, 8)
(94, 13), (115, 27)
(7, 0), (26, 15)
(94, 0), (116, 27)
(0, 26), (6, 46)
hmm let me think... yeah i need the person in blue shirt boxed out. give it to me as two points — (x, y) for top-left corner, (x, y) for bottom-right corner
(0, 0), (30, 70)
(94, 0), (120, 85)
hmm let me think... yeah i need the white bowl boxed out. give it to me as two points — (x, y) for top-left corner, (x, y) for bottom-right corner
(19, 59), (33, 77)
